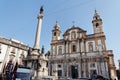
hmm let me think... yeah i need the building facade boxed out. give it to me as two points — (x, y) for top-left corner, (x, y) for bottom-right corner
(0, 37), (28, 73)
(48, 11), (117, 79)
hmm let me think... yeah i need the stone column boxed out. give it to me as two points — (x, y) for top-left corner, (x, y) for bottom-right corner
(86, 58), (88, 77)
(68, 41), (70, 53)
(79, 39), (82, 78)
(97, 58), (100, 75)
(31, 7), (44, 56)
(31, 7), (44, 79)
(66, 41), (68, 53)
(83, 59), (86, 77)
(34, 9), (43, 50)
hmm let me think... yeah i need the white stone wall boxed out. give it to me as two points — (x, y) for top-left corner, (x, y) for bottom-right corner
(52, 46), (55, 55)
(0, 38), (28, 73)
(0, 44), (8, 72)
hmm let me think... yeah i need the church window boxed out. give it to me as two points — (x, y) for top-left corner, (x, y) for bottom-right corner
(95, 16), (98, 20)
(72, 45), (76, 52)
(54, 32), (56, 36)
(58, 70), (62, 77)
(90, 70), (97, 77)
(58, 46), (62, 55)
(90, 63), (95, 68)
(58, 64), (61, 68)
(96, 23), (99, 28)
(88, 42), (93, 52)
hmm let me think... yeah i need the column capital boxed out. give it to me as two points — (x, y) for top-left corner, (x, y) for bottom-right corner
(38, 13), (43, 19)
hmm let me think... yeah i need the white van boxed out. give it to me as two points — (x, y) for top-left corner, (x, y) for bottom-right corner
(16, 67), (30, 80)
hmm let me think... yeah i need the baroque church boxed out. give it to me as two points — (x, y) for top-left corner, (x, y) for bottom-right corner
(48, 10), (117, 79)
(0, 7), (118, 80)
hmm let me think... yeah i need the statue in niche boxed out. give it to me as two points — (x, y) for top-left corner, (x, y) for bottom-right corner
(71, 31), (76, 39)
(89, 42), (93, 52)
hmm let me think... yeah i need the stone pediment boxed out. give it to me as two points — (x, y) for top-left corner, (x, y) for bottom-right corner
(63, 26), (86, 36)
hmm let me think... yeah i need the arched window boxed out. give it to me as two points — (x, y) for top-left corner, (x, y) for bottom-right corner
(58, 46), (62, 55)
(95, 16), (98, 20)
(88, 42), (93, 52)
(54, 32), (56, 36)
(96, 23), (99, 28)
(72, 45), (76, 52)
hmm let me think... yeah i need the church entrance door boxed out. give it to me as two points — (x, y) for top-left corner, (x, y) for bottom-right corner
(71, 65), (78, 79)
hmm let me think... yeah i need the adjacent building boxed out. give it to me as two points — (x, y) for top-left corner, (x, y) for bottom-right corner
(0, 37), (28, 73)
(48, 10), (117, 79)
(116, 60), (120, 79)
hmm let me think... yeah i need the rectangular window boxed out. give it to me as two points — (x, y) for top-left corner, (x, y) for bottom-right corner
(90, 63), (95, 68)
(58, 70), (62, 77)
(90, 70), (97, 78)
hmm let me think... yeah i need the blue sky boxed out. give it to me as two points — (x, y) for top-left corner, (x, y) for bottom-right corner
(0, 0), (120, 68)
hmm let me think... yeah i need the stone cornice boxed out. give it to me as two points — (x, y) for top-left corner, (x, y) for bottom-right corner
(0, 37), (28, 50)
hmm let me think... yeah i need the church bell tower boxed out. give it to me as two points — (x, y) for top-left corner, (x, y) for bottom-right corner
(92, 10), (104, 35)
(52, 21), (61, 41)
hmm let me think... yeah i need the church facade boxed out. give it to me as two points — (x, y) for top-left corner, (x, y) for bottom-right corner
(48, 11), (117, 79)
